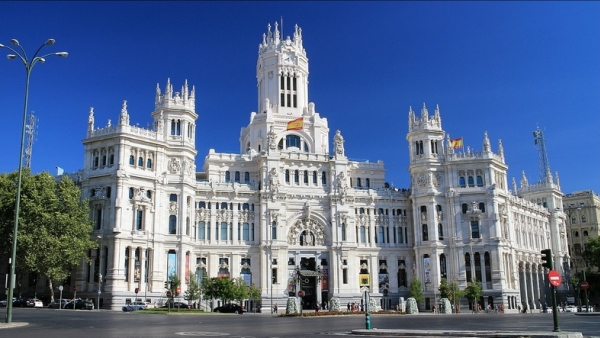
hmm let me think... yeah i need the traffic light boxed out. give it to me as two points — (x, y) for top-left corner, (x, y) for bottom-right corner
(164, 281), (168, 289)
(541, 249), (553, 269)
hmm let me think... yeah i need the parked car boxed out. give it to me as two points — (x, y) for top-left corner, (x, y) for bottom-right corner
(48, 299), (69, 309)
(565, 305), (578, 313)
(213, 303), (244, 314)
(12, 298), (28, 307)
(0, 299), (11, 307)
(144, 301), (156, 309)
(162, 302), (191, 309)
(122, 301), (147, 312)
(27, 299), (44, 308)
(64, 299), (94, 310)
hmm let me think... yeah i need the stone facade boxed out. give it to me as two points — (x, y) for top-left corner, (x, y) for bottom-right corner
(68, 22), (571, 312)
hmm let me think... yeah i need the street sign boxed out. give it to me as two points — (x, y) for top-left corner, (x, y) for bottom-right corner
(59, 286), (63, 291)
(176, 286), (181, 295)
(298, 290), (305, 297)
(580, 281), (589, 290)
(548, 270), (561, 287)
(166, 291), (172, 298)
(97, 289), (101, 295)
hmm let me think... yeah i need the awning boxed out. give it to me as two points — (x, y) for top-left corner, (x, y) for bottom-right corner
(298, 269), (322, 277)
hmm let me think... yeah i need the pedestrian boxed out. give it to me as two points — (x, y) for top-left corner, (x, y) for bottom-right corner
(347, 302), (350, 312)
(273, 303), (278, 313)
(431, 305), (436, 313)
(314, 302), (319, 314)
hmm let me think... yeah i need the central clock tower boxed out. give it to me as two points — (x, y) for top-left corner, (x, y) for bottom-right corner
(256, 22), (309, 116)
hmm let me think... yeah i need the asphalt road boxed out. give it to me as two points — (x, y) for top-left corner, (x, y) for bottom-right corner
(2, 308), (599, 338)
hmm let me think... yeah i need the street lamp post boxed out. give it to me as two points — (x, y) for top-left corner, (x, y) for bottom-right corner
(97, 235), (104, 311)
(1, 38), (67, 324)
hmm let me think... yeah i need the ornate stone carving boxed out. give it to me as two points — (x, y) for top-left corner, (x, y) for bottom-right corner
(267, 126), (277, 150)
(168, 157), (181, 173)
(334, 130), (345, 156)
(287, 219), (325, 246)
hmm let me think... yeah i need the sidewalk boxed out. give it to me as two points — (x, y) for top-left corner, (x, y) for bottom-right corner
(0, 322), (28, 329)
(351, 328), (583, 338)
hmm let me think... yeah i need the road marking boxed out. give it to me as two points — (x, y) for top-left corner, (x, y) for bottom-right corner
(175, 332), (230, 336)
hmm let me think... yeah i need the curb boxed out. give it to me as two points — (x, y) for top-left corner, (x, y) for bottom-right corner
(0, 322), (29, 330)
(351, 329), (584, 338)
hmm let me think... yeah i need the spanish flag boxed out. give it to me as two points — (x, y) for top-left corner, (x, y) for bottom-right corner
(450, 137), (463, 149)
(287, 117), (303, 130)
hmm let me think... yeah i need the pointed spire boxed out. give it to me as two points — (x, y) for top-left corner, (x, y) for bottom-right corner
(498, 139), (504, 160)
(434, 104), (440, 120)
(520, 171), (528, 188)
(482, 131), (491, 152)
(87, 107), (94, 131)
(155, 83), (161, 105)
(165, 78), (172, 98)
(512, 177), (518, 194)
(546, 167), (553, 184)
(421, 103), (428, 121)
(555, 171), (560, 187)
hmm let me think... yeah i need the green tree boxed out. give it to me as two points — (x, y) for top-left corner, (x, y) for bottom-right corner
(168, 273), (182, 296)
(408, 278), (424, 304)
(464, 280), (482, 311)
(0, 171), (96, 301)
(184, 276), (201, 305)
(582, 236), (600, 270)
(439, 278), (463, 306)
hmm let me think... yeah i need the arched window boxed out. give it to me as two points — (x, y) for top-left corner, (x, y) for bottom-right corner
(109, 154), (114, 166)
(341, 223), (346, 241)
(286, 135), (301, 149)
(468, 176), (475, 187)
(138, 157), (143, 166)
(422, 224), (429, 241)
(220, 202), (228, 210)
(366, 178), (370, 189)
(303, 170), (308, 184)
(378, 208), (384, 215)
(169, 194), (177, 202)
(584, 230), (589, 236)
(146, 158), (152, 169)
(462, 203), (468, 214)
(225, 171), (231, 182)
(171, 119), (176, 135)
(313, 171), (317, 184)
(359, 208), (365, 214)
(169, 215), (177, 234)
(357, 178), (362, 188)
(459, 176), (466, 187)
(438, 223), (444, 240)
(294, 170), (299, 184)
(234, 171), (240, 183)
(176, 119), (181, 135)
(129, 155), (135, 165)
(285, 170), (290, 183)
(136, 209), (143, 230)
(242, 223), (250, 240)
(476, 175), (483, 187)
(574, 231), (579, 237)
(129, 188), (134, 199)
(321, 171), (327, 185)
(244, 172), (250, 184)
(465, 253), (472, 282)
(479, 202), (485, 213)
(439, 254), (447, 279)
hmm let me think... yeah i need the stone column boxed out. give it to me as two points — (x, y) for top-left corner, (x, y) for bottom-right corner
(480, 253), (487, 288)
(519, 263), (528, 311)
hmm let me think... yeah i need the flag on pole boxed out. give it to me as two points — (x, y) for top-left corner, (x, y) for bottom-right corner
(286, 117), (303, 130)
(450, 137), (463, 149)
(56, 166), (64, 176)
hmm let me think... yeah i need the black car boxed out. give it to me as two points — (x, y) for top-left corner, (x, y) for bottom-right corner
(162, 302), (190, 309)
(213, 303), (244, 314)
(64, 299), (94, 310)
(12, 298), (28, 307)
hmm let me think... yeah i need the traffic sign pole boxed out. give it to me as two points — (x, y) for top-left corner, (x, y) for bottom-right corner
(548, 270), (561, 332)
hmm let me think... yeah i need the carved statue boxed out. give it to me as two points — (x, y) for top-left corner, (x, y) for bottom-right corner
(268, 126), (277, 150)
(334, 130), (345, 155)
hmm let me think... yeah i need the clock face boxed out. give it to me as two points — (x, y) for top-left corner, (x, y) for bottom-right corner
(283, 53), (294, 64)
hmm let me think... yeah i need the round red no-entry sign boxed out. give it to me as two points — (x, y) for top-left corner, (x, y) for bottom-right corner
(580, 281), (589, 290)
(298, 290), (305, 297)
(548, 270), (561, 287)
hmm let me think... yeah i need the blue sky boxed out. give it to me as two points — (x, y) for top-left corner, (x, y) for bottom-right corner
(1, 1), (598, 194)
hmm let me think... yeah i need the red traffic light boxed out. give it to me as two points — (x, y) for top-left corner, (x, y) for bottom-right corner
(166, 291), (172, 298)
(176, 286), (181, 295)
(135, 287), (139, 294)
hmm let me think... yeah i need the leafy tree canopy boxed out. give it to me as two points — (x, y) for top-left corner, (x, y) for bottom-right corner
(582, 236), (600, 270)
(408, 278), (424, 304)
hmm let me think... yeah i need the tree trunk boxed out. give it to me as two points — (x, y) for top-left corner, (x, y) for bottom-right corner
(48, 278), (54, 302)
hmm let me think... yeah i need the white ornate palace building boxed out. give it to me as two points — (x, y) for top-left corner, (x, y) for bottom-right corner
(72, 22), (570, 312)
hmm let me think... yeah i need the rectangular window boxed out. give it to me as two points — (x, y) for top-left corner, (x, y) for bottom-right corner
(251, 223), (255, 241)
(293, 77), (297, 91)
(280, 93), (285, 106)
(271, 222), (277, 240)
(220, 222), (227, 241)
(242, 223), (249, 240)
(471, 221), (480, 239)
(136, 209), (143, 230)
(360, 226), (366, 243)
(342, 269), (348, 284)
(293, 95), (297, 108)
(341, 224), (346, 241)
(198, 222), (205, 240)
(280, 76), (284, 90)
(96, 209), (102, 230)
